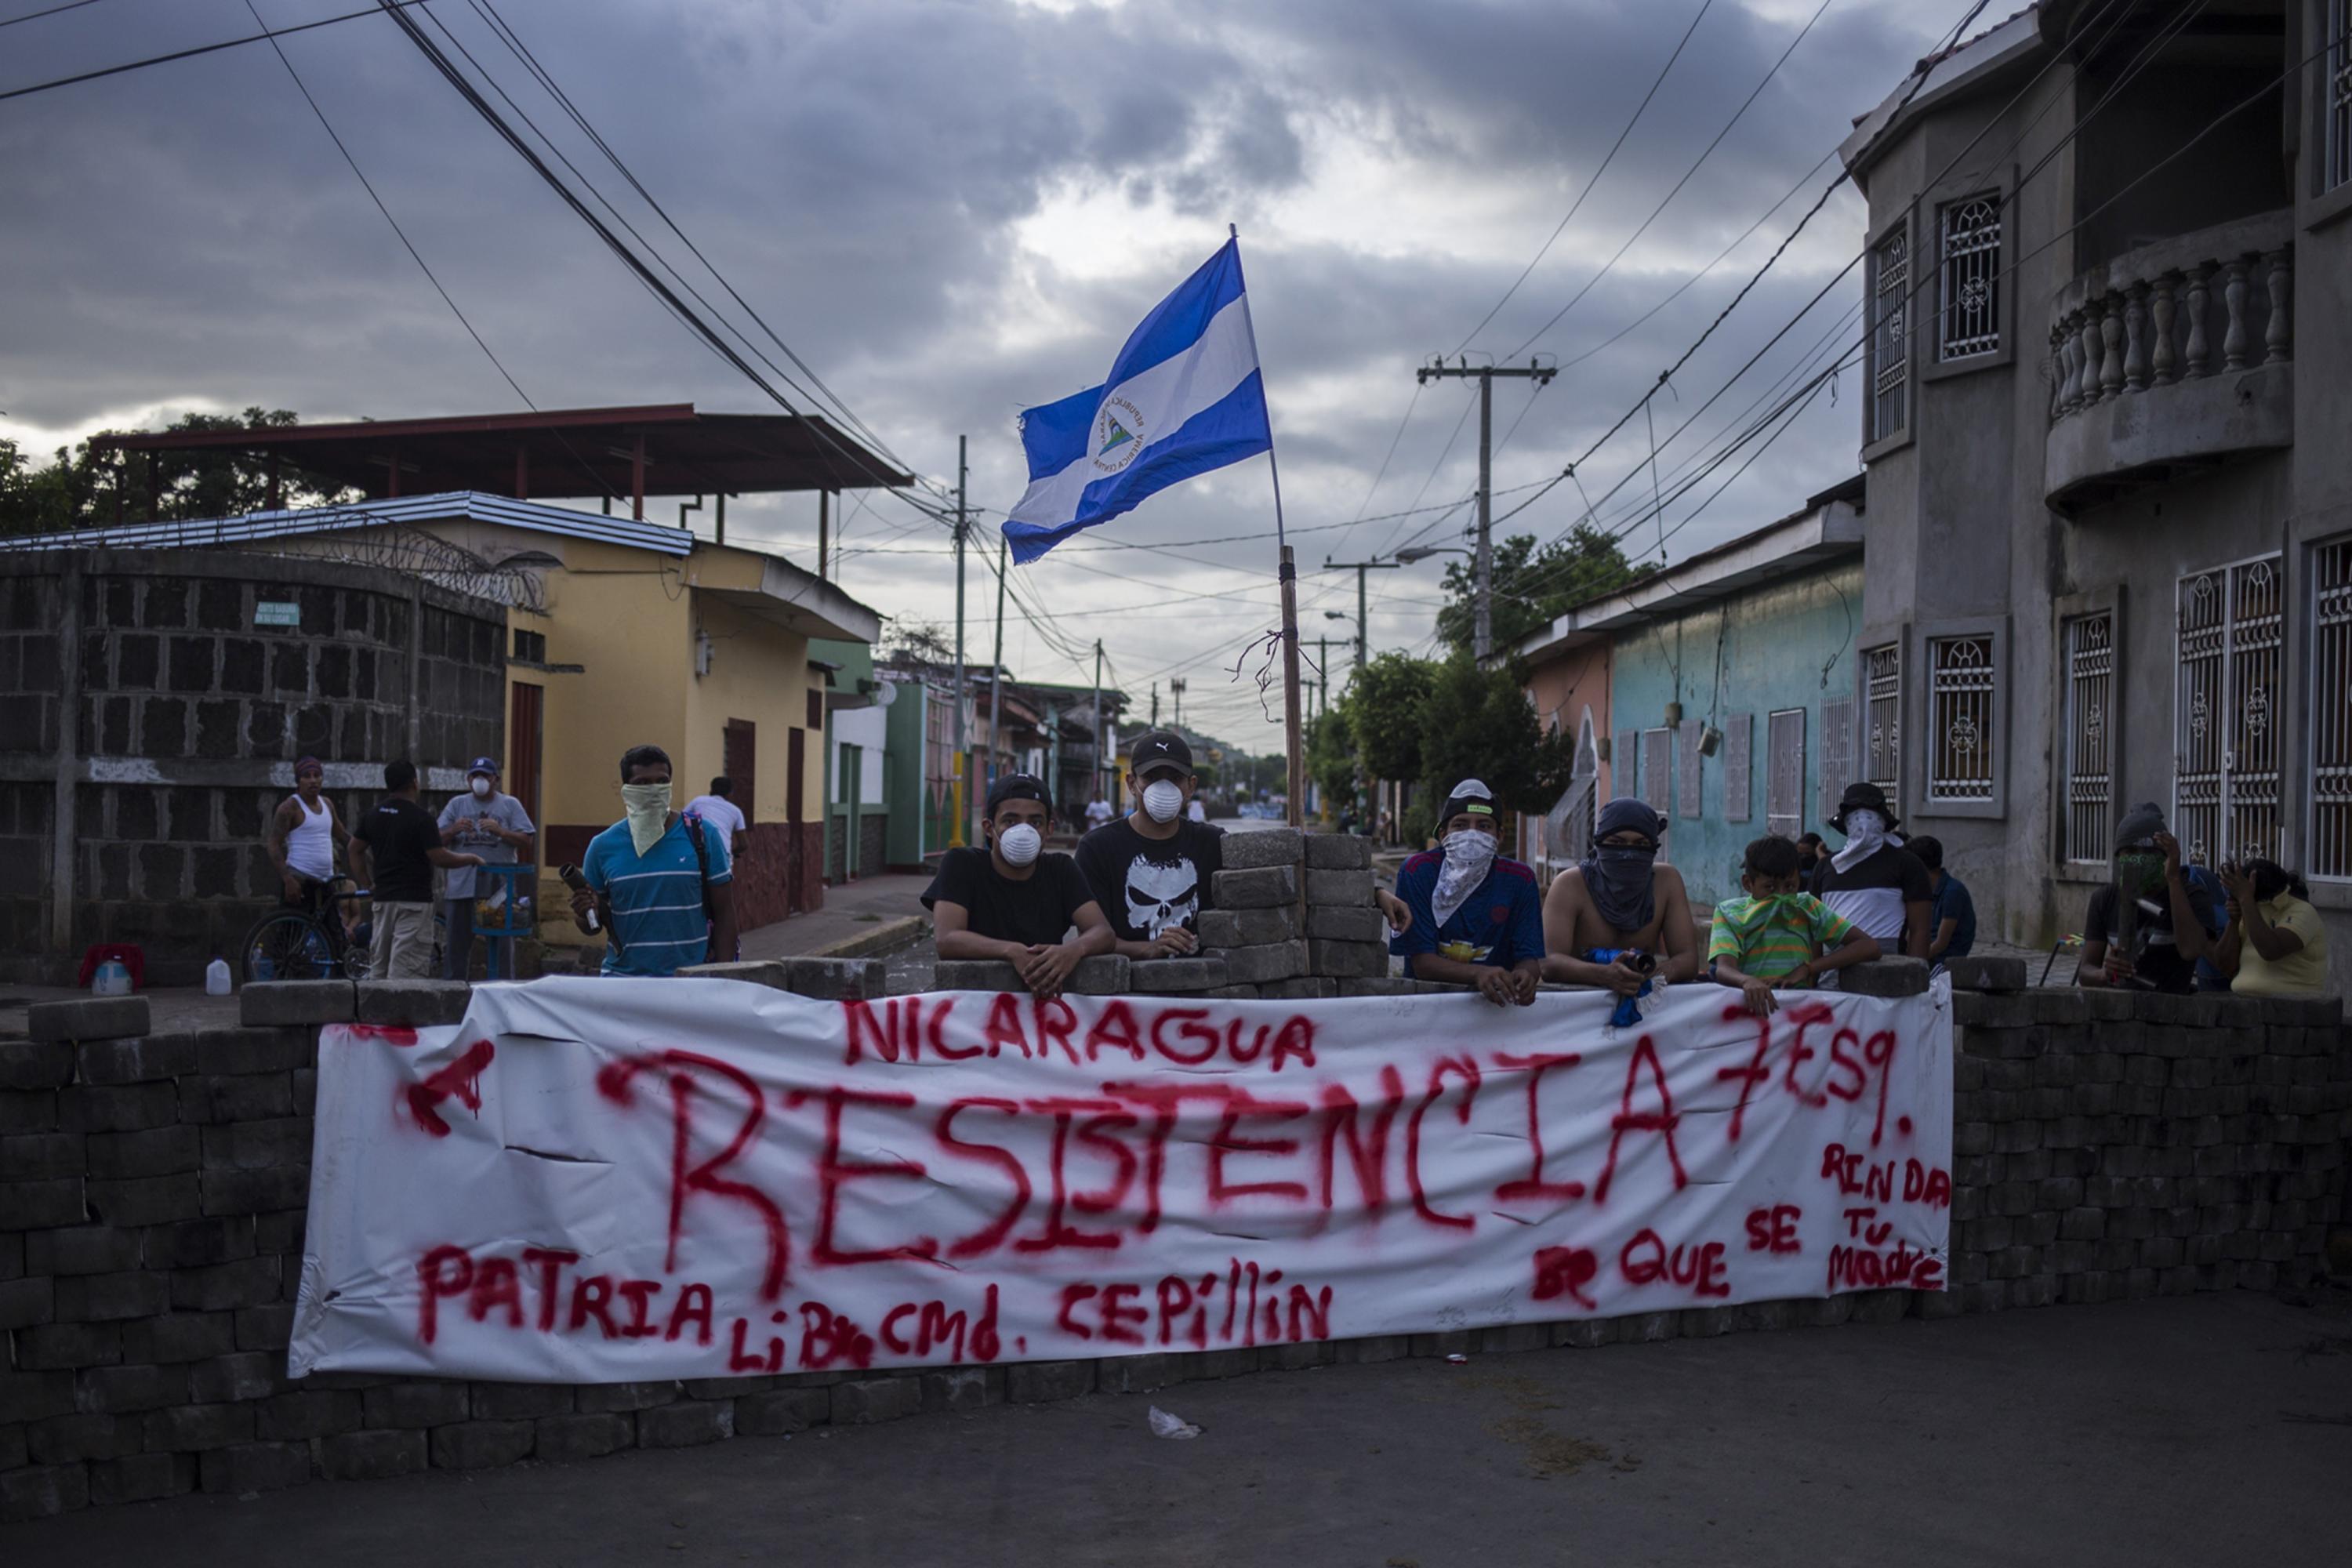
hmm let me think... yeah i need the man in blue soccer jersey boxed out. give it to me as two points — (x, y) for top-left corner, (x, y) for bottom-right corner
(1391, 778), (1544, 1007)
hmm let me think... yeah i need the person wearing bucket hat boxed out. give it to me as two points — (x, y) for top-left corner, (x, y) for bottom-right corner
(1809, 782), (1932, 971)
(1390, 778), (1544, 1007)
(925, 772), (1113, 1002)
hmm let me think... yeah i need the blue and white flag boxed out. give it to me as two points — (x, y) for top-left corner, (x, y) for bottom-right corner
(1002, 238), (1272, 563)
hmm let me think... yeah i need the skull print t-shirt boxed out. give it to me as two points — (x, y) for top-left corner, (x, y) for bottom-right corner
(1075, 816), (1225, 944)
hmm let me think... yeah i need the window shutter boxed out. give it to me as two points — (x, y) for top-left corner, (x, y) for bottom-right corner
(1766, 708), (1806, 840)
(1677, 717), (1704, 818)
(1613, 727), (1638, 803)
(1723, 713), (1752, 823)
(1818, 695), (1856, 828)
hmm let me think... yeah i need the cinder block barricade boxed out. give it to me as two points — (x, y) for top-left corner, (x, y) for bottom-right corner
(1, 948), (2344, 1523)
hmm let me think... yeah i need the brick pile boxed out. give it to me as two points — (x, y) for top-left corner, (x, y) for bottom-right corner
(4, 964), (2343, 1523)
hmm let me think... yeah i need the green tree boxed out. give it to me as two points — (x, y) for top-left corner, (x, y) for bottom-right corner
(1436, 524), (1651, 656)
(1345, 650), (1436, 786)
(1306, 708), (1358, 818)
(1415, 652), (1573, 818)
(0, 408), (351, 538)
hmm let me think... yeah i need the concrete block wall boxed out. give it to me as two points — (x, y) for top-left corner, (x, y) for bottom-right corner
(3, 972), (2344, 1523)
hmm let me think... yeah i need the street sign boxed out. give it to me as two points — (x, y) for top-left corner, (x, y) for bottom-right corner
(254, 601), (300, 628)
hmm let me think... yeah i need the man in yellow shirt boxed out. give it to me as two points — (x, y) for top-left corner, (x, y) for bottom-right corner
(2213, 859), (2330, 996)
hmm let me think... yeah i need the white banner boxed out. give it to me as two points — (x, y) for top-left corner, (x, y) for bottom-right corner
(289, 977), (1952, 1381)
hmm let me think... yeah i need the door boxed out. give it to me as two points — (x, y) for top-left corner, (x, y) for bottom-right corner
(787, 726), (808, 913)
(724, 719), (757, 812)
(2176, 557), (2281, 866)
(508, 681), (543, 838)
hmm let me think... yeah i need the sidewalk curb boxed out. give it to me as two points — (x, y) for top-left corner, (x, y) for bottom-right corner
(806, 913), (931, 960)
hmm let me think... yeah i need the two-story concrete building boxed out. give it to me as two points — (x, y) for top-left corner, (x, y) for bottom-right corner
(1838, 0), (2350, 988)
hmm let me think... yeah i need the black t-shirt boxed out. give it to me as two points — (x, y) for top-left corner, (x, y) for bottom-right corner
(921, 848), (1096, 947)
(2085, 880), (2220, 995)
(1074, 816), (1226, 943)
(1810, 845), (1933, 944)
(354, 797), (441, 903)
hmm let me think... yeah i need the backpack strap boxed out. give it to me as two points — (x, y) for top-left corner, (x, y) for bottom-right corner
(683, 812), (716, 924)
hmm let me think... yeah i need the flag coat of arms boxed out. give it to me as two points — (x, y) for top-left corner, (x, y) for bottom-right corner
(1002, 238), (1272, 563)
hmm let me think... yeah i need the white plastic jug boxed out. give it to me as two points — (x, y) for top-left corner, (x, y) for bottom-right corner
(205, 957), (232, 997)
(92, 958), (132, 997)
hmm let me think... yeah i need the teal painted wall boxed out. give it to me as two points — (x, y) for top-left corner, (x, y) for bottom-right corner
(1607, 561), (1863, 911)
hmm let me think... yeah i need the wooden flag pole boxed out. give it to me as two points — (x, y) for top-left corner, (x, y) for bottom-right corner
(1280, 545), (1305, 829)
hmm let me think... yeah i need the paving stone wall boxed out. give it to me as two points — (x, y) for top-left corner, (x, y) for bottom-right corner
(0, 548), (507, 982)
(2, 972), (2344, 1523)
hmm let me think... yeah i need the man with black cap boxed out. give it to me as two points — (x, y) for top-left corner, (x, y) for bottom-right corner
(926, 772), (1113, 1001)
(2075, 802), (2218, 993)
(1811, 782), (1933, 967)
(1540, 797), (1698, 994)
(1391, 778), (1544, 1006)
(437, 756), (535, 979)
(1076, 729), (1225, 960)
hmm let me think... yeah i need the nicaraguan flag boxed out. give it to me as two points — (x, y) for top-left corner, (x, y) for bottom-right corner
(1002, 238), (1272, 563)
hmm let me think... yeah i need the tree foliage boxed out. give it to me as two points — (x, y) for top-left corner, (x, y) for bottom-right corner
(1305, 710), (1357, 817)
(1436, 524), (1651, 655)
(0, 408), (353, 539)
(1414, 652), (1573, 817)
(1347, 651), (1435, 785)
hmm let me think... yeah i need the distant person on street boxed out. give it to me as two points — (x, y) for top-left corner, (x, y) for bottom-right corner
(437, 757), (535, 980)
(572, 745), (737, 977)
(2075, 803), (2217, 994)
(1811, 783), (1933, 975)
(1906, 835), (1976, 971)
(1187, 797), (1208, 822)
(1077, 731), (1224, 961)
(1539, 797), (1699, 995)
(1798, 831), (1829, 877)
(350, 759), (481, 980)
(927, 773), (1112, 1000)
(265, 755), (353, 932)
(1392, 779), (1543, 1007)
(1709, 835), (1880, 1017)
(1084, 789), (1115, 831)
(2210, 858), (2328, 996)
(685, 776), (750, 862)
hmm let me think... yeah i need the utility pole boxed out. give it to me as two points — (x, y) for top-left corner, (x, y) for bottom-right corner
(1414, 356), (1555, 659)
(1090, 638), (1103, 811)
(1170, 677), (1185, 731)
(952, 435), (968, 847)
(1313, 637), (1330, 722)
(1323, 558), (1399, 671)
(1151, 684), (1160, 728)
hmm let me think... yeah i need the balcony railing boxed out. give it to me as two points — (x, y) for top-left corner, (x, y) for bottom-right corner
(2043, 211), (2294, 514)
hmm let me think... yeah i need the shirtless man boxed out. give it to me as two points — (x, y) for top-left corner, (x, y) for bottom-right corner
(1539, 797), (1699, 995)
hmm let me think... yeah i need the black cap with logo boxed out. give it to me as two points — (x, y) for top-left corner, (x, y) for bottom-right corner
(985, 772), (1051, 818)
(1129, 730), (1194, 779)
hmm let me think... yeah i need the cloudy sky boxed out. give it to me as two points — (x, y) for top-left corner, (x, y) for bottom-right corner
(0, 0), (1949, 743)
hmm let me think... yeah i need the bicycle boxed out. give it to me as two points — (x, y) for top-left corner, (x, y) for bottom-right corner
(239, 884), (445, 982)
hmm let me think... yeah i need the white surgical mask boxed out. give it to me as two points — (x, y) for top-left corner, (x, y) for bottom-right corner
(996, 824), (1043, 866)
(1143, 780), (1185, 824)
(470, 778), (492, 800)
(620, 782), (672, 857)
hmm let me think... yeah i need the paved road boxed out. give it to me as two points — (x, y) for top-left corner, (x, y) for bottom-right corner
(11, 1291), (2347, 1566)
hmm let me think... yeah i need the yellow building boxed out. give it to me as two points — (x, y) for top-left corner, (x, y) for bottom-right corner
(74, 405), (901, 940)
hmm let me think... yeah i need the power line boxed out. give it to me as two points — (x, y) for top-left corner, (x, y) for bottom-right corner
(0, 0), (436, 103)
(0, 0), (107, 27)
(1451, 0), (1715, 354)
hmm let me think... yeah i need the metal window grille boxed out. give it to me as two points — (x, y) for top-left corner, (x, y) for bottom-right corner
(2060, 612), (2114, 863)
(2175, 557), (2283, 867)
(1926, 635), (1996, 804)
(2329, 0), (2352, 193)
(1818, 696), (1857, 827)
(1677, 718), (1704, 818)
(1640, 728), (1671, 815)
(1766, 708), (1806, 840)
(1723, 713), (1753, 823)
(1868, 230), (1909, 442)
(2313, 540), (2352, 879)
(1937, 195), (2001, 360)
(1613, 727), (1638, 803)
(1864, 643), (1901, 819)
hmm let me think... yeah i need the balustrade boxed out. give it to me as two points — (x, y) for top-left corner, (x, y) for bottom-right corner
(2048, 227), (2292, 429)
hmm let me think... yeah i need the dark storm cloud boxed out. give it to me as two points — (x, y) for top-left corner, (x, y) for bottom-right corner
(0, 0), (1949, 723)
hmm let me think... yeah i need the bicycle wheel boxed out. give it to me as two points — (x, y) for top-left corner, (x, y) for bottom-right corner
(242, 912), (335, 983)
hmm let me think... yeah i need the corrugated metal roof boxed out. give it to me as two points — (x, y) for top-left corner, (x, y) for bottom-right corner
(0, 491), (695, 557)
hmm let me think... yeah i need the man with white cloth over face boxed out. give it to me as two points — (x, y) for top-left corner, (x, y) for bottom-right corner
(1539, 797), (1699, 994)
(1809, 782), (1933, 973)
(1390, 779), (1544, 1007)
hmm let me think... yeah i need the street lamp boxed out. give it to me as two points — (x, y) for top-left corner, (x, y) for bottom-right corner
(1392, 544), (1469, 564)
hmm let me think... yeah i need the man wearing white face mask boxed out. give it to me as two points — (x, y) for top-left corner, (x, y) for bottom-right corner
(437, 757), (535, 979)
(1076, 730), (1227, 960)
(1809, 782), (1933, 974)
(572, 744), (735, 976)
(925, 773), (1112, 1000)
(1391, 779), (1545, 1007)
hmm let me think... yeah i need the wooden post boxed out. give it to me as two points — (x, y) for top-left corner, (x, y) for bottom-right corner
(1281, 545), (1305, 829)
(630, 434), (646, 521)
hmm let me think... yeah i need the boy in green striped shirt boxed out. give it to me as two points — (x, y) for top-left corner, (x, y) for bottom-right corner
(1709, 836), (1881, 1017)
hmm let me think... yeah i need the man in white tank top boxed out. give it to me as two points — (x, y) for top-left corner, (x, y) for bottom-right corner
(265, 757), (350, 921)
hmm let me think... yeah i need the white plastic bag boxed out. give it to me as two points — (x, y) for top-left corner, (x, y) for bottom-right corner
(1147, 1406), (1201, 1440)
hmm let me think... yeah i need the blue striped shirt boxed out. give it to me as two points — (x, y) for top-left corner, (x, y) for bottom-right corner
(582, 815), (732, 977)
